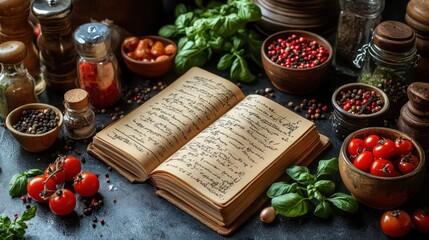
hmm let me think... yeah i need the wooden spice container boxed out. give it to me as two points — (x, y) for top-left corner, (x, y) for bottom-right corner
(406, 0), (429, 83)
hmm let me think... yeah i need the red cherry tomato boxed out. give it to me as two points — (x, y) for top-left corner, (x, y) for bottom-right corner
(370, 159), (395, 177)
(373, 138), (396, 160)
(49, 189), (76, 216)
(364, 134), (380, 151)
(395, 137), (413, 156)
(348, 138), (365, 156)
(398, 154), (420, 175)
(73, 172), (100, 197)
(44, 163), (65, 185)
(380, 210), (411, 238)
(61, 155), (82, 181)
(27, 175), (56, 203)
(412, 207), (429, 234)
(353, 151), (373, 172)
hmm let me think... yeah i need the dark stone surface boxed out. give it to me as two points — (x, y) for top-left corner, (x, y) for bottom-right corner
(1, 1), (428, 239)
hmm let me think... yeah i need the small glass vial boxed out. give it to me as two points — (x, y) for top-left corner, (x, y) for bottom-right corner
(63, 88), (96, 140)
(333, 0), (384, 76)
(354, 20), (419, 121)
(0, 41), (39, 119)
(73, 22), (121, 108)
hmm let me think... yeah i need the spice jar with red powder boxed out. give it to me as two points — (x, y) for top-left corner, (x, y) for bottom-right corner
(73, 22), (121, 108)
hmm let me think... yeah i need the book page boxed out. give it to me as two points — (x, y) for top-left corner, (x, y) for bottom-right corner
(93, 67), (245, 175)
(153, 94), (314, 204)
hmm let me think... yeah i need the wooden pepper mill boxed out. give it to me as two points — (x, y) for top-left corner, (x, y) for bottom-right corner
(0, 0), (46, 94)
(397, 82), (429, 154)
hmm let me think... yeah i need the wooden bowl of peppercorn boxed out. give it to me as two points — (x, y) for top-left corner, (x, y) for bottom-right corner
(331, 83), (390, 139)
(5, 103), (63, 152)
(261, 30), (333, 94)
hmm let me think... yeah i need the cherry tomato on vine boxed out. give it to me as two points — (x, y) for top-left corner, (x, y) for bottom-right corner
(373, 138), (396, 160)
(49, 189), (76, 216)
(380, 210), (411, 238)
(412, 207), (429, 234)
(61, 155), (82, 181)
(370, 159), (395, 177)
(44, 163), (65, 185)
(364, 134), (380, 151)
(353, 151), (373, 172)
(27, 175), (56, 203)
(398, 154), (419, 175)
(395, 137), (413, 156)
(348, 138), (365, 156)
(73, 172), (100, 197)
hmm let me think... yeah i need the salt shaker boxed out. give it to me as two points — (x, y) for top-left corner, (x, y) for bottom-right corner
(63, 88), (96, 140)
(73, 23), (121, 108)
(333, 0), (384, 76)
(0, 41), (39, 119)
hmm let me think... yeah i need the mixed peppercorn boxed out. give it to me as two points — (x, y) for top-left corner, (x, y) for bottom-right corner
(12, 108), (60, 134)
(336, 88), (384, 115)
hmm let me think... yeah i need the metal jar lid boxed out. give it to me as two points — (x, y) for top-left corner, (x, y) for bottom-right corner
(0, 41), (27, 64)
(32, 0), (72, 19)
(73, 22), (111, 59)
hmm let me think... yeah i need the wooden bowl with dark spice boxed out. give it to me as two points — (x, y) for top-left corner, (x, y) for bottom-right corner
(5, 103), (63, 152)
(261, 30), (333, 94)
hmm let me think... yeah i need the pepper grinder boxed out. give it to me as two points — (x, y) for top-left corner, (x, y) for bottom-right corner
(397, 82), (429, 155)
(0, 0), (46, 95)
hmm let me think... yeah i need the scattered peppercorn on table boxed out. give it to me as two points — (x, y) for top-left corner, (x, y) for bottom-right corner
(1, 1), (428, 239)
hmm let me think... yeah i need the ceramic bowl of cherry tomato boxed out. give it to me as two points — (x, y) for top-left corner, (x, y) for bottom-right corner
(261, 30), (333, 94)
(121, 35), (177, 78)
(338, 127), (426, 210)
(331, 83), (390, 139)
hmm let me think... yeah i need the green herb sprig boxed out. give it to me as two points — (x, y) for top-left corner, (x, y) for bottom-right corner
(159, 0), (263, 83)
(267, 158), (358, 219)
(0, 205), (37, 240)
(8, 169), (42, 197)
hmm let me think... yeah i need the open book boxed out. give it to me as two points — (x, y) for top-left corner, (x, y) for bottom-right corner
(88, 67), (329, 235)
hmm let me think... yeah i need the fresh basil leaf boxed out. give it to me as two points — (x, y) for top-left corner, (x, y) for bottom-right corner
(175, 12), (194, 29)
(272, 193), (308, 217)
(158, 25), (178, 38)
(237, 3), (261, 22)
(230, 56), (255, 83)
(25, 169), (42, 177)
(174, 3), (188, 18)
(8, 173), (27, 197)
(314, 201), (333, 219)
(267, 182), (299, 198)
(217, 53), (234, 71)
(314, 180), (336, 196)
(316, 157), (339, 178)
(175, 41), (210, 73)
(19, 205), (37, 221)
(286, 166), (316, 185)
(194, 0), (204, 8)
(231, 35), (245, 49)
(327, 193), (359, 213)
(218, 14), (246, 37)
(178, 37), (189, 50)
(247, 30), (263, 67)
(208, 36), (224, 50)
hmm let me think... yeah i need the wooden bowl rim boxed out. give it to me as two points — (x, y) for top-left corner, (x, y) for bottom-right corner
(341, 127), (426, 180)
(121, 35), (177, 65)
(5, 103), (63, 137)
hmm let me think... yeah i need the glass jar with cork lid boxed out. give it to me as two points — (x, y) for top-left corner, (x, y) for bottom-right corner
(63, 88), (96, 140)
(354, 20), (420, 121)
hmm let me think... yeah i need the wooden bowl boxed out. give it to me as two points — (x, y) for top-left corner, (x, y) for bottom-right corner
(331, 83), (390, 139)
(261, 30), (333, 94)
(339, 127), (426, 209)
(121, 35), (176, 78)
(5, 103), (63, 152)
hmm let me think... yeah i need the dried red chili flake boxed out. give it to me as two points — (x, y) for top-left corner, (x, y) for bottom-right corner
(267, 34), (329, 69)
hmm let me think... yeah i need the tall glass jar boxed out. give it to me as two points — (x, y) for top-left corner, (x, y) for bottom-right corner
(333, 0), (384, 76)
(32, 0), (78, 93)
(63, 88), (96, 140)
(0, 41), (38, 119)
(354, 21), (419, 121)
(73, 22), (121, 108)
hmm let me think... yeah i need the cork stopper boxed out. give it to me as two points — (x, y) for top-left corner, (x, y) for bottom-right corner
(64, 88), (89, 110)
(0, 41), (27, 64)
(373, 21), (416, 52)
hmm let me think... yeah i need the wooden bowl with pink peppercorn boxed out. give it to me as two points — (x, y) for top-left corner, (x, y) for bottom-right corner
(261, 30), (333, 94)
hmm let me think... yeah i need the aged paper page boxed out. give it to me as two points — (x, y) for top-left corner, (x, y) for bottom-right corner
(154, 94), (314, 204)
(91, 67), (244, 177)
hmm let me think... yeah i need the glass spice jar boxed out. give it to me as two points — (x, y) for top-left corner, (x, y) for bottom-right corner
(73, 22), (121, 108)
(333, 0), (384, 77)
(0, 41), (39, 119)
(63, 88), (96, 140)
(354, 20), (420, 121)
